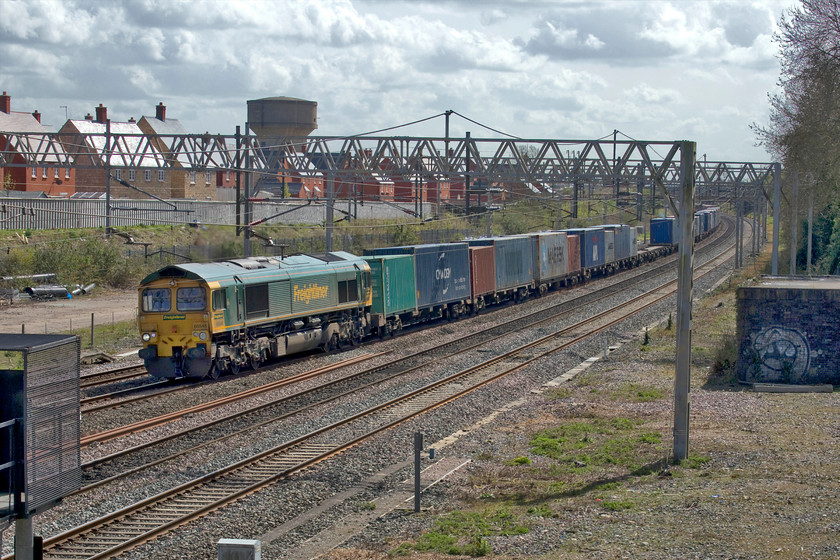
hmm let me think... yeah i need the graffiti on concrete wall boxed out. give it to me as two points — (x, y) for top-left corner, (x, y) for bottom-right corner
(749, 326), (810, 383)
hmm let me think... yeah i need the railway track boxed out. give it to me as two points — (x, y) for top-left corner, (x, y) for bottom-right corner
(80, 364), (147, 389)
(11, 221), (738, 560)
(70, 219), (736, 491)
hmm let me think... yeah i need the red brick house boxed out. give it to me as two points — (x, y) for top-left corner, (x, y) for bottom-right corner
(0, 92), (75, 196)
(58, 104), (173, 198)
(138, 103), (216, 200)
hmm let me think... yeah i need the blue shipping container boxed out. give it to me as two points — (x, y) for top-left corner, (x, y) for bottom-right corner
(566, 227), (606, 268)
(650, 218), (677, 245)
(366, 243), (471, 308)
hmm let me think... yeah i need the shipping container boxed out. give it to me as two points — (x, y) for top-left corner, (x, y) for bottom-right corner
(531, 231), (568, 285)
(469, 236), (534, 292)
(604, 224), (635, 261)
(469, 245), (495, 298)
(363, 254), (417, 324)
(365, 243), (471, 308)
(566, 227), (606, 268)
(566, 234), (581, 274)
(650, 217), (677, 245)
(604, 230), (615, 264)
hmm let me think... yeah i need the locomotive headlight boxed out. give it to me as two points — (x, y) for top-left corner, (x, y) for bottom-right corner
(198, 332), (207, 340)
(142, 333), (151, 342)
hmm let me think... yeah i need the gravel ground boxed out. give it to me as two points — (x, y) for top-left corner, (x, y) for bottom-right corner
(1, 231), (760, 560)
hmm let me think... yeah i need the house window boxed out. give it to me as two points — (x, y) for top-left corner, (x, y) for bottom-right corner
(129, 169), (135, 181)
(225, 171), (230, 181)
(54, 167), (59, 179)
(31, 167), (36, 178)
(145, 169), (152, 182)
(115, 169), (122, 181)
(65, 167), (70, 179)
(158, 170), (165, 182)
(190, 171), (196, 184)
(42, 167), (47, 178)
(205, 170), (211, 184)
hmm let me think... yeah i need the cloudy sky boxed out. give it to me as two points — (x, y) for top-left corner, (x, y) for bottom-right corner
(2, 0), (797, 162)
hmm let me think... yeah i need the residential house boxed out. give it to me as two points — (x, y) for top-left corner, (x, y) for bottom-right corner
(0, 91), (75, 196)
(137, 103), (215, 200)
(58, 104), (170, 199)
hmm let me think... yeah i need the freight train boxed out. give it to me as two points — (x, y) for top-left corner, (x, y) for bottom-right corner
(137, 209), (719, 379)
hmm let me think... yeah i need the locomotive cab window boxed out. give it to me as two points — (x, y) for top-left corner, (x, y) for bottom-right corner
(212, 289), (227, 311)
(142, 288), (171, 312)
(177, 287), (206, 311)
(338, 279), (357, 303)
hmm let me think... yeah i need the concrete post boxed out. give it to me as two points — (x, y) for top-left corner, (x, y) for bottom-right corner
(790, 170), (799, 275)
(807, 193), (813, 275)
(414, 432), (423, 513)
(772, 163), (781, 275)
(673, 141), (695, 462)
(734, 195), (741, 269)
(14, 516), (33, 560)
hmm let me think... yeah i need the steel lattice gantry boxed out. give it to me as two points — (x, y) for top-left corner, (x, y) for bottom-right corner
(2, 130), (773, 198)
(1, 129), (772, 462)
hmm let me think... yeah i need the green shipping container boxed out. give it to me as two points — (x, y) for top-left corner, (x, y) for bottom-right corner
(364, 254), (417, 319)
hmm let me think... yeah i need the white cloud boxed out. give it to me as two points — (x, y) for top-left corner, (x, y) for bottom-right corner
(0, 0), (799, 162)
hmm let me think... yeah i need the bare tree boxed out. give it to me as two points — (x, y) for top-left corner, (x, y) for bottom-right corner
(753, 0), (840, 273)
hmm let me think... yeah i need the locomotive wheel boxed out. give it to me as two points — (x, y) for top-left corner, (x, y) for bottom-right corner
(207, 362), (221, 380)
(250, 354), (261, 371)
(328, 333), (340, 352)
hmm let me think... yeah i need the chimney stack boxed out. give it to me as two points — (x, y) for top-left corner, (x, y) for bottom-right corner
(95, 103), (107, 123)
(155, 102), (166, 122)
(1, 91), (9, 114)
(128, 117), (136, 123)
(32, 110), (41, 123)
(84, 113), (93, 121)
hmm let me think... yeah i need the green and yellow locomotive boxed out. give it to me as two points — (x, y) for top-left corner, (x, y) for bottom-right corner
(137, 252), (372, 379)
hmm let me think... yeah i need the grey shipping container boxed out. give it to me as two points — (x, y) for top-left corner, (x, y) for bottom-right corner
(531, 231), (568, 285)
(469, 236), (534, 292)
(604, 230), (615, 264)
(604, 224), (634, 260)
(366, 243), (471, 308)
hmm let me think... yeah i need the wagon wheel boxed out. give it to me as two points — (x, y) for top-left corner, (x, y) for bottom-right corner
(230, 360), (241, 376)
(250, 353), (261, 371)
(350, 330), (362, 347)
